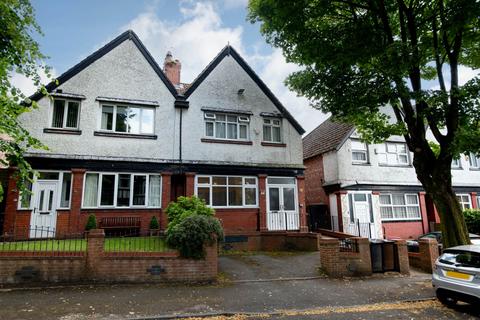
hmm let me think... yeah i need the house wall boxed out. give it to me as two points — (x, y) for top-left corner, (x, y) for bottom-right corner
(19, 39), (178, 162)
(182, 56), (303, 167)
(304, 155), (329, 206)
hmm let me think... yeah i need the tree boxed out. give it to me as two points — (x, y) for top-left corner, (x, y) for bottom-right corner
(0, 0), (50, 201)
(249, 0), (480, 247)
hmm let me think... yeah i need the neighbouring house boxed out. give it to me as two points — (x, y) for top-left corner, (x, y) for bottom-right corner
(303, 118), (480, 240)
(3, 30), (307, 239)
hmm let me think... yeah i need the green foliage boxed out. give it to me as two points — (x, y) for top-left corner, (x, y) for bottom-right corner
(149, 216), (160, 230)
(0, 0), (52, 201)
(464, 209), (480, 235)
(165, 196), (214, 233)
(85, 214), (97, 231)
(166, 214), (224, 259)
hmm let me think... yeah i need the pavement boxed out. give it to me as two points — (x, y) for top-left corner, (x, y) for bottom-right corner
(0, 252), (477, 320)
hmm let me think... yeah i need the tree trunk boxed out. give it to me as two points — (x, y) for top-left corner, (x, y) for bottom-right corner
(413, 153), (470, 248)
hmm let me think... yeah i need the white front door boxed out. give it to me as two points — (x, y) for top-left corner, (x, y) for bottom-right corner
(30, 181), (58, 238)
(348, 193), (375, 238)
(267, 183), (298, 231)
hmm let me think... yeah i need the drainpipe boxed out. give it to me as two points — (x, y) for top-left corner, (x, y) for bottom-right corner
(174, 99), (189, 165)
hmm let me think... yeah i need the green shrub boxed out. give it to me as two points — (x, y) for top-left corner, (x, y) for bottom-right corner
(166, 214), (224, 259)
(149, 216), (160, 230)
(464, 209), (480, 234)
(85, 214), (97, 231)
(165, 196), (214, 233)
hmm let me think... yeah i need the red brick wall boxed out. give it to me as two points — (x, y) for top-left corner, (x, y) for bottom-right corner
(297, 176), (308, 232)
(382, 221), (425, 239)
(215, 208), (258, 234)
(304, 156), (329, 206)
(258, 174), (267, 231)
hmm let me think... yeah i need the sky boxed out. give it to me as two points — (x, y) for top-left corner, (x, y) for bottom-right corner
(14, 0), (328, 134)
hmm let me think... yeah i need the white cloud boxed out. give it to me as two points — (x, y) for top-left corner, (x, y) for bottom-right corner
(10, 68), (56, 97)
(222, 0), (249, 10)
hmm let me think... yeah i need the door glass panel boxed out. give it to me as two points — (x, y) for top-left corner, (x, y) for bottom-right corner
(39, 172), (59, 180)
(269, 188), (280, 211)
(48, 190), (54, 211)
(39, 190), (45, 211)
(283, 187), (295, 211)
(354, 193), (367, 202)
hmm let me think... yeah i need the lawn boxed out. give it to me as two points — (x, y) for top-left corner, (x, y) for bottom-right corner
(0, 237), (171, 252)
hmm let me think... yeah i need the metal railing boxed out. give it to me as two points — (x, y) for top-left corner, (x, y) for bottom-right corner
(0, 226), (85, 256)
(345, 219), (374, 239)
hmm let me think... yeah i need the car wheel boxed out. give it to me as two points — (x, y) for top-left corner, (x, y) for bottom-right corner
(436, 289), (457, 307)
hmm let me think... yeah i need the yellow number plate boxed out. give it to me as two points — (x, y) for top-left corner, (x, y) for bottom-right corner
(446, 270), (472, 280)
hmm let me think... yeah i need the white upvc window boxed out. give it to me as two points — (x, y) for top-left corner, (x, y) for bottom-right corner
(377, 142), (409, 165)
(262, 118), (282, 143)
(469, 153), (480, 169)
(51, 99), (80, 129)
(451, 158), (462, 169)
(456, 194), (472, 210)
(195, 175), (258, 208)
(379, 193), (421, 220)
(351, 140), (368, 164)
(204, 113), (249, 140)
(18, 171), (72, 209)
(100, 104), (155, 134)
(82, 172), (161, 208)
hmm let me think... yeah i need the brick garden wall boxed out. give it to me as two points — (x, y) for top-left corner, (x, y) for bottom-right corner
(408, 238), (439, 273)
(0, 230), (217, 285)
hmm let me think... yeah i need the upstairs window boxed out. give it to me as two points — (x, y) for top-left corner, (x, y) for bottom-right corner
(451, 158), (462, 169)
(101, 105), (154, 134)
(204, 113), (249, 140)
(351, 140), (368, 164)
(469, 153), (480, 169)
(377, 142), (409, 166)
(456, 194), (472, 210)
(263, 118), (282, 143)
(52, 99), (80, 129)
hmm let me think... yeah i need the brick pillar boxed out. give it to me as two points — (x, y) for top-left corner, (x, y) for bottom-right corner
(86, 229), (105, 281)
(419, 238), (439, 273)
(258, 174), (267, 232)
(3, 168), (20, 233)
(185, 172), (196, 197)
(204, 236), (218, 280)
(161, 172), (172, 230)
(471, 192), (477, 209)
(395, 239), (410, 275)
(355, 237), (373, 276)
(70, 169), (86, 234)
(418, 192), (429, 234)
(318, 238), (340, 277)
(297, 175), (308, 232)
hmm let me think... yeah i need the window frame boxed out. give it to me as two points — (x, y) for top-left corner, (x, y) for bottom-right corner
(379, 193), (421, 221)
(469, 153), (480, 169)
(262, 117), (282, 143)
(99, 103), (155, 135)
(451, 157), (462, 169)
(194, 175), (258, 208)
(377, 142), (410, 166)
(81, 172), (162, 209)
(204, 112), (250, 141)
(350, 139), (368, 164)
(51, 98), (81, 129)
(456, 194), (472, 210)
(17, 170), (73, 210)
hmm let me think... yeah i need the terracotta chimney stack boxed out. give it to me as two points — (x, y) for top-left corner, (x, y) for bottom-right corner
(163, 51), (181, 86)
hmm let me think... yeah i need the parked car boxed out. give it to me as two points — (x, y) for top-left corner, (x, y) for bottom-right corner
(406, 231), (480, 252)
(432, 245), (480, 306)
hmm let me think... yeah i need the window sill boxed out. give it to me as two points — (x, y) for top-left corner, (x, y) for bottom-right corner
(469, 168), (480, 171)
(44, 128), (82, 135)
(81, 207), (162, 210)
(352, 162), (370, 166)
(378, 164), (412, 168)
(381, 219), (422, 223)
(94, 131), (157, 140)
(261, 142), (286, 147)
(201, 138), (253, 145)
(451, 167), (463, 170)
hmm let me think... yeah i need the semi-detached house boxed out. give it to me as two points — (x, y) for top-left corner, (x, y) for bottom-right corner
(3, 30), (308, 239)
(303, 118), (480, 240)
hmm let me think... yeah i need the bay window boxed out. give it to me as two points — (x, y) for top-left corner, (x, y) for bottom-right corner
(379, 193), (421, 220)
(101, 104), (154, 134)
(377, 142), (409, 166)
(83, 172), (161, 208)
(51, 99), (80, 129)
(196, 175), (257, 207)
(204, 113), (249, 140)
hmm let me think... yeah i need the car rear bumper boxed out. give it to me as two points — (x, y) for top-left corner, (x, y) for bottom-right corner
(433, 272), (480, 300)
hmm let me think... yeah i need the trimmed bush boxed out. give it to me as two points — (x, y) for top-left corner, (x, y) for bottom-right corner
(166, 214), (224, 259)
(165, 196), (214, 233)
(464, 209), (480, 235)
(149, 216), (160, 230)
(85, 214), (97, 231)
